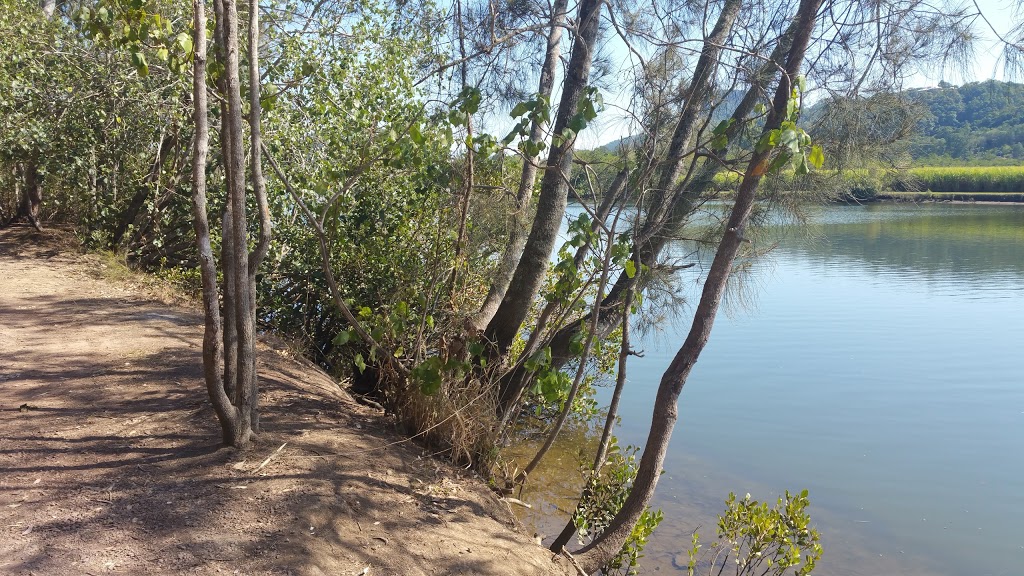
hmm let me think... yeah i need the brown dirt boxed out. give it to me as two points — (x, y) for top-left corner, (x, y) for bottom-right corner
(0, 226), (573, 576)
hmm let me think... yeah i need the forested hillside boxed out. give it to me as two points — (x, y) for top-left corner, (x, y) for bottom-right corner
(907, 80), (1024, 164)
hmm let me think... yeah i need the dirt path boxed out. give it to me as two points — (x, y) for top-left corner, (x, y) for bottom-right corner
(0, 227), (571, 576)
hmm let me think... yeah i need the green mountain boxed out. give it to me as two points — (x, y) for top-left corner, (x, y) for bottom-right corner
(905, 80), (1024, 164)
(594, 80), (1024, 166)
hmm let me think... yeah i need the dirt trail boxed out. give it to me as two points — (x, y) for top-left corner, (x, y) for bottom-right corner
(0, 227), (571, 576)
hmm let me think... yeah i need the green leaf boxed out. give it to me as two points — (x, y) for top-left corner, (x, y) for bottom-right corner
(712, 118), (733, 135)
(333, 330), (352, 346)
(755, 129), (778, 153)
(780, 128), (800, 153)
(412, 357), (443, 395)
(624, 259), (637, 278)
(795, 153), (810, 175)
(409, 122), (423, 144)
(510, 101), (530, 117)
(767, 150), (792, 173)
(808, 145), (824, 169)
(130, 51), (148, 76)
(353, 353), (367, 374)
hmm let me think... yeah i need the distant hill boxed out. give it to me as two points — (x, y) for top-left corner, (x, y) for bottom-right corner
(906, 80), (1024, 164)
(591, 80), (1024, 165)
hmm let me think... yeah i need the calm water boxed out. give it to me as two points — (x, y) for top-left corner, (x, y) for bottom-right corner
(515, 203), (1024, 576)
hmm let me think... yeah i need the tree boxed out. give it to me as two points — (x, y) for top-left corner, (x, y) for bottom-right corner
(568, 0), (823, 569)
(481, 0), (605, 360)
(190, 0), (270, 448)
(470, 0), (569, 331)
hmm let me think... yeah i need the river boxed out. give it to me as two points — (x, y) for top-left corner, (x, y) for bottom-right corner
(512, 202), (1024, 576)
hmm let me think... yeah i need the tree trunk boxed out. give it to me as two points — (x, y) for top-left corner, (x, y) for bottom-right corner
(17, 161), (43, 231)
(190, 0), (234, 446)
(111, 131), (179, 248)
(247, 0), (271, 431)
(496, 0), (748, 409)
(222, 0), (257, 446)
(482, 0), (604, 356)
(652, 0), (742, 199)
(191, 0), (263, 448)
(570, 0), (822, 570)
(531, 23), (801, 385)
(495, 167), (628, 414)
(471, 0), (569, 331)
(549, 273), (634, 552)
(447, 0), (474, 296)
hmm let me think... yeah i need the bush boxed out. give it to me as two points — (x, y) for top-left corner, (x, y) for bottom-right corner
(686, 490), (822, 576)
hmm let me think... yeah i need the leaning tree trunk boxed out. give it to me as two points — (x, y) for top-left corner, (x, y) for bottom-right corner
(529, 21), (801, 387)
(483, 0), (604, 356)
(471, 0), (570, 331)
(569, 0), (822, 570)
(496, 0), (756, 412)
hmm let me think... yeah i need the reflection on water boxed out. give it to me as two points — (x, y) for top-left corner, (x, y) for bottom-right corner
(512, 203), (1024, 576)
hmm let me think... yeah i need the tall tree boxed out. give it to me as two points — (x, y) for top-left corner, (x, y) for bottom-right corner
(190, 0), (270, 447)
(482, 0), (604, 356)
(568, 0), (823, 569)
(471, 0), (570, 331)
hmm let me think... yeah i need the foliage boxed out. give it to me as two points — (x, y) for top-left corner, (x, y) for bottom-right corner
(687, 491), (822, 576)
(0, 0), (193, 262)
(899, 166), (1024, 193)
(906, 80), (1024, 163)
(257, 4), (456, 371)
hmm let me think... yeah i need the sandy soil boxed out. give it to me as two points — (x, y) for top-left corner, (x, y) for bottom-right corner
(0, 226), (572, 576)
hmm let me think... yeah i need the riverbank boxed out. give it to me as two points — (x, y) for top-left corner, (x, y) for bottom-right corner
(874, 191), (1024, 202)
(0, 226), (571, 576)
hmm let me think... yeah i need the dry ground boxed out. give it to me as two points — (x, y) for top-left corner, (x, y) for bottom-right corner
(0, 226), (572, 576)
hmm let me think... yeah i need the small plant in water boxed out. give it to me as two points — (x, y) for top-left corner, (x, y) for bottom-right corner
(687, 490), (822, 576)
(572, 440), (663, 575)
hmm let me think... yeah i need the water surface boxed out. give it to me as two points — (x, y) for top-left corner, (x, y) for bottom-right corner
(516, 203), (1024, 576)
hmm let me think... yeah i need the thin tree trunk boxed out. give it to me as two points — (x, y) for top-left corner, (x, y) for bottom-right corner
(495, 168), (628, 415)
(111, 131), (178, 248)
(471, 0), (570, 330)
(514, 205), (620, 485)
(22, 0), (57, 229)
(192, 0), (259, 447)
(247, 0), (271, 432)
(190, 0), (237, 447)
(652, 0), (742, 200)
(482, 0), (604, 356)
(17, 161), (43, 232)
(448, 0), (474, 296)
(222, 0), (256, 445)
(213, 0), (239, 402)
(534, 24), (800, 383)
(496, 0), (751, 411)
(571, 1), (822, 569)
(549, 273), (635, 552)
